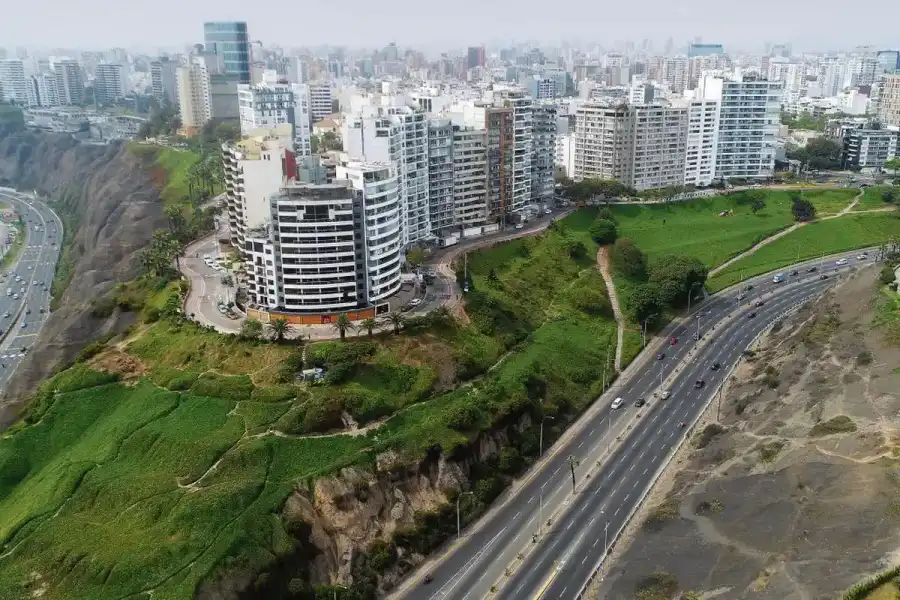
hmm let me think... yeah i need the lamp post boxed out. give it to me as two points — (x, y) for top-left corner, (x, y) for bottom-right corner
(539, 415), (554, 457)
(687, 281), (703, 316)
(641, 313), (658, 347)
(456, 492), (474, 539)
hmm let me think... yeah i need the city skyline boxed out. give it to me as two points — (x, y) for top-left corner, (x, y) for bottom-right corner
(1, 0), (899, 53)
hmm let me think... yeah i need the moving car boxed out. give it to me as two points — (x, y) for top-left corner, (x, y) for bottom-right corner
(710, 362), (721, 371)
(789, 270), (799, 276)
(514, 223), (524, 230)
(633, 398), (646, 408)
(857, 253), (868, 260)
(772, 273), (784, 284)
(694, 379), (705, 389)
(669, 336), (678, 346)
(835, 258), (848, 266)
(656, 352), (665, 360)
(807, 266), (818, 273)
(658, 390), (671, 400)
(755, 300), (765, 307)
(748, 311), (757, 318)
(820, 273), (829, 280)
(611, 397), (624, 410)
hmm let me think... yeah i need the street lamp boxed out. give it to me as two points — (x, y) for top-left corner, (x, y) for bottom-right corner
(641, 313), (658, 348)
(456, 492), (474, 539)
(539, 416), (554, 457)
(686, 281), (704, 316)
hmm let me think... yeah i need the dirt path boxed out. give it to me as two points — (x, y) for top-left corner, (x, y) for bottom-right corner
(596, 247), (624, 373)
(709, 190), (864, 277)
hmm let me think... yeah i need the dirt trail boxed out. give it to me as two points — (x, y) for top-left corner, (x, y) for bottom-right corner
(709, 190), (864, 277)
(596, 246), (624, 372)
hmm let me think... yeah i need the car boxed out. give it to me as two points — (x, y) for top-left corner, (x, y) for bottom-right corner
(857, 253), (868, 260)
(711, 362), (721, 371)
(807, 266), (818, 273)
(835, 258), (848, 266)
(514, 223), (524, 230)
(658, 390), (671, 400)
(670, 336), (678, 346)
(748, 311), (757, 319)
(25, 308), (30, 314)
(694, 379), (705, 389)
(789, 270), (799, 276)
(820, 273), (829, 280)
(656, 352), (665, 360)
(424, 574), (434, 585)
(633, 398), (646, 408)
(20, 322), (26, 328)
(463, 283), (470, 293)
(3, 313), (8, 318)
(21, 347), (27, 353)
(611, 397), (624, 410)
(772, 273), (784, 284)
(744, 284), (754, 291)
(408, 298), (422, 307)
(755, 300), (765, 307)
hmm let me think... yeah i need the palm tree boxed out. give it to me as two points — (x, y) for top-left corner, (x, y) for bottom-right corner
(386, 311), (404, 335)
(359, 317), (378, 338)
(268, 317), (292, 343)
(332, 313), (352, 341)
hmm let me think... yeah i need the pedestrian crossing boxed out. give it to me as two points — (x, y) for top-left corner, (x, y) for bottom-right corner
(1, 354), (25, 358)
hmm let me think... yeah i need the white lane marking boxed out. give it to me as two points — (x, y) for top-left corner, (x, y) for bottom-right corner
(614, 507), (620, 516)
(514, 511), (521, 519)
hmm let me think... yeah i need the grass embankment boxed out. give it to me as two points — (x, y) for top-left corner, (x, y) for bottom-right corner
(707, 212), (900, 292)
(0, 211), (622, 599)
(0, 220), (23, 270)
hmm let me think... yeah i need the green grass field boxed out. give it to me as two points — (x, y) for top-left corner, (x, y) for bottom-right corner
(608, 188), (858, 268)
(707, 212), (900, 292)
(854, 186), (896, 211)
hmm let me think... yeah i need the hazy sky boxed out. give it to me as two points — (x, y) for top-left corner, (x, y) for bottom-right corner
(2, 0), (898, 52)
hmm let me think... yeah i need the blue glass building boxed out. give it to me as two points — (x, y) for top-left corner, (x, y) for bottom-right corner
(203, 21), (251, 84)
(877, 50), (900, 73)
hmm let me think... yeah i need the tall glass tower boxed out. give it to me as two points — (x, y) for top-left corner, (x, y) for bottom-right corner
(203, 21), (251, 84)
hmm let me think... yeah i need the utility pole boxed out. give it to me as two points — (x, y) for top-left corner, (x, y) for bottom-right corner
(641, 313), (658, 348)
(456, 492), (473, 539)
(539, 416), (554, 457)
(567, 455), (578, 493)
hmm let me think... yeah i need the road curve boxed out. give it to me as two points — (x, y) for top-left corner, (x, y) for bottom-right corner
(392, 249), (878, 600)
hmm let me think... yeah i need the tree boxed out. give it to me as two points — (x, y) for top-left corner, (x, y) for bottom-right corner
(751, 197), (766, 213)
(487, 268), (499, 283)
(884, 188), (896, 204)
(791, 194), (817, 222)
(648, 255), (709, 308)
(139, 230), (183, 277)
(610, 238), (647, 279)
(885, 157), (900, 177)
(589, 219), (617, 245)
(627, 283), (663, 324)
(786, 137), (842, 170)
(268, 317), (292, 343)
(359, 317), (378, 338)
(240, 318), (264, 340)
(332, 313), (352, 340)
(880, 265), (897, 285)
(597, 207), (615, 221)
(407, 247), (426, 267)
(387, 311), (404, 335)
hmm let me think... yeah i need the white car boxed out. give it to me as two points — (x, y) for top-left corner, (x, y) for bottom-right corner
(856, 254), (868, 260)
(611, 397), (624, 410)
(658, 390), (671, 400)
(835, 258), (848, 266)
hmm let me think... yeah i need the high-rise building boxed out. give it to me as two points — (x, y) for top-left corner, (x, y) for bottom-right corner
(573, 103), (634, 183)
(0, 59), (28, 104)
(427, 119), (455, 233)
(176, 57), (212, 136)
(768, 60), (805, 105)
(93, 63), (127, 104)
(688, 44), (724, 57)
(847, 56), (879, 88)
(150, 58), (179, 106)
(662, 56), (689, 93)
(467, 46), (486, 70)
(53, 59), (85, 105)
(630, 104), (689, 191)
(683, 98), (720, 187)
(203, 21), (251, 84)
(817, 59), (846, 97)
(26, 73), (60, 107)
(451, 126), (489, 226)
(699, 74), (781, 180)
(875, 74), (900, 128)
(238, 78), (312, 157)
(490, 88), (533, 215)
(308, 83), (334, 122)
(531, 103), (557, 204)
(838, 126), (899, 170)
(876, 50), (900, 74)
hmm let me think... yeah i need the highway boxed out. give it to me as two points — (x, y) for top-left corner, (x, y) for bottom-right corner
(394, 249), (879, 600)
(0, 188), (63, 392)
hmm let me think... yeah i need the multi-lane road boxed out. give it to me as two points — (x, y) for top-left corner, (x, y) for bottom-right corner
(394, 249), (879, 600)
(0, 188), (63, 392)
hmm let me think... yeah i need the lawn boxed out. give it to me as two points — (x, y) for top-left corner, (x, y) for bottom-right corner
(707, 212), (900, 292)
(854, 186), (897, 211)
(608, 188), (858, 268)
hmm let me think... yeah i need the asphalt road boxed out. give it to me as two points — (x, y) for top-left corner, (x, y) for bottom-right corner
(0, 189), (63, 392)
(394, 249), (879, 600)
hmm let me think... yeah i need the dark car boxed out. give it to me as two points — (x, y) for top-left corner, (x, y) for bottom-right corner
(424, 574), (434, 584)
(670, 336), (678, 346)
(744, 284), (754, 291)
(748, 311), (757, 319)
(820, 273), (829, 280)
(634, 398), (647, 408)
(656, 352), (665, 360)
(755, 300), (764, 307)
(694, 379), (705, 389)
(789, 270), (799, 276)
(710, 362), (721, 371)
(807, 266), (818, 273)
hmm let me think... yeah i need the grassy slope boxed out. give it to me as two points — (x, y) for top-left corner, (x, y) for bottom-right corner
(0, 212), (620, 600)
(707, 212), (900, 292)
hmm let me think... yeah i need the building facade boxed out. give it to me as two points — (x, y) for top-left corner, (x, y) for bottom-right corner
(94, 63), (127, 104)
(875, 74), (900, 128)
(0, 59), (28, 104)
(630, 104), (688, 191)
(238, 80), (312, 156)
(427, 119), (455, 232)
(531, 102), (557, 203)
(309, 83), (334, 122)
(452, 126), (488, 226)
(573, 102), (634, 183)
(177, 57), (212, 135)
(203, 21), (251, 84)
(53, 59), (85, 106)
(683, 98), (720, 186)
(26, 73), (60, 107)
(840, 127), (899, 170)
(150, 58), (179, 106)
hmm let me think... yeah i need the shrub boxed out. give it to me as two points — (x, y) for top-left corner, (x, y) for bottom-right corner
(589, 219), (617, 245)
(611, 238), (647, 278)
(880, 265), (897, 285)
(250, 384), (297, 403)
(635, 572), (679, 600)
(693, 423), (726, 449)
(48, 365), (119, 393)
(191, 373), (255, 401)
(856, 350), (873, 366)
(307, 341), (377, 384)
(756, 440), (785, 462)
(694, 498), (724, 515)
(643, 496), (680, 531)
(809, 415), (857, 437)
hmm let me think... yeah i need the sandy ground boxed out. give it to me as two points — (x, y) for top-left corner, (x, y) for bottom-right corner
(592, 267), (900, 600)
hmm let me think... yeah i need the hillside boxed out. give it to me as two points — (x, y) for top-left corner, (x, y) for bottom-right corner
(0, 131), (169, 426)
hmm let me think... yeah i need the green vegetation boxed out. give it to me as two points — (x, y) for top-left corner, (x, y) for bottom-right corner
(780, 111), (828, 132)
(786, 137), (843, 170)
(0, 220), (23, 270)
(756, 440), (785, 462)
(634, 572), (679, 600)
(842, 566), (900, 600)
(708, 212), (900, 292)
(693, 423), (726, 449)
(0, 103), (25, 136)
(855, 185), (897, 210)
(874, 286), (900, 346)
(809, 415), (858, 437)
(643, 496), (681, 531)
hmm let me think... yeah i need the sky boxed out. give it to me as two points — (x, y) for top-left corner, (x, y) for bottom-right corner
(1, 0), (898, 53)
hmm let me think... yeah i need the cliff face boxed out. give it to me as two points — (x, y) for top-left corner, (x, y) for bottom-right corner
(0, 132), (167, 427)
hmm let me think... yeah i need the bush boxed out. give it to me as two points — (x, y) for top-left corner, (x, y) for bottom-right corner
(307, 341), (377, 384)
(856, 350), (873, 366)
(809, 415), (857, 437)
(250, 384), (297, 403)
(791, 195), (817, 222)
(589, 219), (617, 245)
(611, 238), (647, 279)
(693, 423), (726, 449)
(47, 365), (119, 394)
(635, 572), (679, 600)
(756, 440), (785, 462)
(190, 373), (255, 401)
(880, 265), (897, 285)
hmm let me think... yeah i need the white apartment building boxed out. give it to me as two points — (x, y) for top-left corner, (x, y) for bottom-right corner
(222, 124), (295, 252)
(343, 105), (431, 244)
(767, 60), (805, 105)
(840, 127), (899, 170)
(531, 102), (557, 204)
(682, 98), (720, 187)
(0, 59), (28, 104)
(53, 59), (84, 105)
(309, 83), (333, 123)
(177, 57), (212, 136)
(817, 59), (846, 98)
(244, 163), (402, 313)
(875, 74), (900, 128)
(573, 102), (634, 183)
(847, 56), (878, 88)
(150, 58), (179, 106)
(238, 78), (312, 156)
(452, 126), (489, 226)
(630, 103), (688, 191)
(94, 63), (127, 104)
(427, 119), (455, 232)
(662, 56), (689, 94)
(699, 74), (781, 180)
(26, 73), (60, 107)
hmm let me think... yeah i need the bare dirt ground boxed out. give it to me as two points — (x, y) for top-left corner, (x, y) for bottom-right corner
(596, 268), (900, 600)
